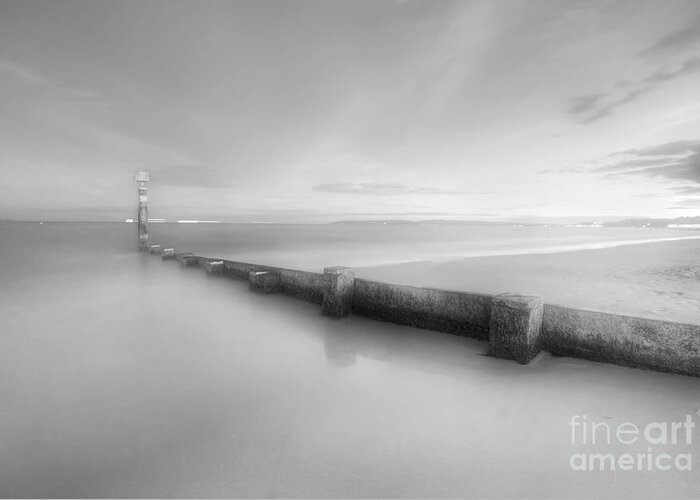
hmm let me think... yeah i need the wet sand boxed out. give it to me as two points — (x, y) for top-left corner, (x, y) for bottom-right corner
(0, 223), (699, 497)
(357, 238), (700, 325)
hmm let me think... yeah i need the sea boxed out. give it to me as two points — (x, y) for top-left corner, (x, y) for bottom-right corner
(0, 221), (698, 497)
(145, 221), (699, 269)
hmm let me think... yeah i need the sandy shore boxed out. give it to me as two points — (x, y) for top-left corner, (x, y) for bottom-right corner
(356, 238), (700, 325)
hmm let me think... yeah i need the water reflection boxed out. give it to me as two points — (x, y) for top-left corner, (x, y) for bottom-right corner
(322, 318), (357, 368)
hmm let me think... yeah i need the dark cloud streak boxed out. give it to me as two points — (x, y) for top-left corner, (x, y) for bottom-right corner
(569, 58), (700, 123)
(568, 93), (605, 115)
(560, 140), (700, 192)
(641, 14), (700, 55)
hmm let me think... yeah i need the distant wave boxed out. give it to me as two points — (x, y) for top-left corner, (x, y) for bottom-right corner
(456, 234), (700, 258)
(354, 235), (700, 268)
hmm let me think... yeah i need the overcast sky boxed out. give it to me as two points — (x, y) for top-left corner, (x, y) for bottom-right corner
(1, 0), (699, 222)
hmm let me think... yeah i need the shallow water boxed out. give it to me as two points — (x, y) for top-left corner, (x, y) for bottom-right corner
(148, 221), (698, 269)
(1, 223), (699, 497)
(146, 221), (700, 324)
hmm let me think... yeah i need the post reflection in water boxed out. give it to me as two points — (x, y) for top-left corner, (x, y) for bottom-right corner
(323, 317), (358, 368)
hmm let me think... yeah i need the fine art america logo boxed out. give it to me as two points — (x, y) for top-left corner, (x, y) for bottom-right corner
(569, 414), (694, 471)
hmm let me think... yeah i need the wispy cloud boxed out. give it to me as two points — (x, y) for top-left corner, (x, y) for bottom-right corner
(568, 58), (700, 123)
(568, 93), (605, 116)
(0, 57), (48, 85)
(559, 139), (700, 188)
(641, 14), (700, 55)
(313, 182), (464, 195)
(0, 56), (104, 104)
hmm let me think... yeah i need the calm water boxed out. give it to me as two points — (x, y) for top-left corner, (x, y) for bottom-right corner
(148, 222), (698, 269)
(1, 222), (699, 497)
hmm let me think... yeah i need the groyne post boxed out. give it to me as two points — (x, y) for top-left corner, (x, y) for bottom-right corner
(134, 171), (150, 251)
(488, 293), (544, 364)
(322, 267), (354, 318)
(203, 260), (224, 276)
(175, 252), (198, 266)
(161, 248), (175, 259)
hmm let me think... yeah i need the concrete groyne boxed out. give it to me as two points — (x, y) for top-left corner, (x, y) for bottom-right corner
(150, 246), (700, 378)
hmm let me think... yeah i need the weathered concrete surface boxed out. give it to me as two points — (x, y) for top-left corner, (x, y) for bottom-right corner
(219, 260), (324, 303)
(176, 253), (198, 267)
(148, 244), (161, 255)
(488, 293), (544, 364)
(161, 248), (176, 260)
(352, 279), (493, 339)
(542, 304), (700, 377)
(157, 255), (700, 377)
(249, 271), (282, 293)
(137, 183), (149, 251)
(202, 259), (224, 276)
(322, 267), (355, 318)
(278, 268), (325, 304)
(223, 260), (260, 279)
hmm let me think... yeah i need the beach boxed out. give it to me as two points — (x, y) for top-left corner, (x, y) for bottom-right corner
(357, 237), (700, 325)
(0, 221), (699, 497)
(147, 221), (700, 325)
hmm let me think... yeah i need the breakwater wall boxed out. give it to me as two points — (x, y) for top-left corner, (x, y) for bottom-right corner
(202, 257), (326, 303)
(151, 246), (700, 378)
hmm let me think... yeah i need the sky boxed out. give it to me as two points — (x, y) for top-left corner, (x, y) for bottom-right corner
(0, 0), (699, 222)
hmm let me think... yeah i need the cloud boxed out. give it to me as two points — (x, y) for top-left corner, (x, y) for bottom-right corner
(582, 88), (650, 123)
(312, 182), (464, 195)
(560, 139), (700, 187)
(643, 57), (700, 84)
(0, 57), (48, 85)
(641, 14), (700, 55)
(148, 165), (236, 188)
(0, 56), (104, 104)
(618, 140), (700, 157)
(675, 198), (700, 206)
(675, 185), (700, 194)
(601, 158), (700, 183)
(568, 94), (606, 115)
(569, 58), (700, 123)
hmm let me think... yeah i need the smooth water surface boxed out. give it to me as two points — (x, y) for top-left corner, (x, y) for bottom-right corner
(0, 223), (698, 497)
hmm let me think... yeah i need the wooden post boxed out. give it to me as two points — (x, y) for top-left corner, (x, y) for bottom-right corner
(134, 171), (150, 251)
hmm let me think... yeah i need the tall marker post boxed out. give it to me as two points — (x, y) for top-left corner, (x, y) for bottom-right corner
(134, 171), (150, 251)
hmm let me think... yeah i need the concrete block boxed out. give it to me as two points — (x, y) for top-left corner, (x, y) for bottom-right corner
(204, 260), (224, 276)
(249, 271), (282, 293)
(176, 253), (198, 267)
(161, 248), (176, 260)
(488, 293), (544, 364)
(322, 267), (355, 318)
(352, 279), (492, 339)
(541, 304), (700, 377)
(148, 244), (161, 255)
